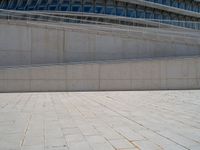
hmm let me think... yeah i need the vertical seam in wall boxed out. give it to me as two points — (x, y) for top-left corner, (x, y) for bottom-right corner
(45, 27), (47, 64)
(98, 64), (101, 90)
(130, 62), (133, 90)
(65, 64), (67, 91)
(30, 26), (32, 91)
(57, 29), (59, 63)
(63, 28), (67, 91)
(195, 58), (199, 87)
(63, 28), (65, 63)
(159, 61), (161, 89)
(187, 60), (189, 88)
(166, 60), (168, 90)
(93, 34), (96, 61)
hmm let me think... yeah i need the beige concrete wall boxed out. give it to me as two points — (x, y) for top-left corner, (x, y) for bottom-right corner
(0, 56), (199, 92)
(0, 21), (200, 66)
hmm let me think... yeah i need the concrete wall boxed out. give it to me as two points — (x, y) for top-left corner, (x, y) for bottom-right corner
(0, 21), (200, 66)
(0, 56), (199, 92)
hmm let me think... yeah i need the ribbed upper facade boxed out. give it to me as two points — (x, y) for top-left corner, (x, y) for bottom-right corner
(0, 0), (200, 28)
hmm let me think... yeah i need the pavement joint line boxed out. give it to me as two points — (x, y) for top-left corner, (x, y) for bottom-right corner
(79, 93), (142, 149)
(49, 94), (69, 149)
(20, 114), (32, 148)
(0, 91), (199, 150)
(84, 93), (191, 150)
(20, 94), (33, 148)
(59, 93), (95, 150)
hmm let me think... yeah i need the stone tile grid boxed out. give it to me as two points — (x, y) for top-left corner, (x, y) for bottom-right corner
(0, 91), (199, 150)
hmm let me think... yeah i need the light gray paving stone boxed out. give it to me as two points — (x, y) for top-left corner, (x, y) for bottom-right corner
(119, 148), (139, 150)
(108, 139), (136, 149)
(114, 127), (146, 141)
(62, 127), (82, 135)
(65, 134), (85, 143)
(23, 136), (44, 146)
(68, 141), (93, 150)
(89, 142), (115, 150)
(21, 145), (44, 150)
(45, 137), (67, 148)
(189, 144), (200, 150)
(85, 135), (107, 144)
(132, 140), (163, 150)
(0, 91), (199, 150)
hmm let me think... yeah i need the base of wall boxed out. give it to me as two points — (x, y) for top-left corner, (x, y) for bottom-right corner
(0, 56), (200, 92)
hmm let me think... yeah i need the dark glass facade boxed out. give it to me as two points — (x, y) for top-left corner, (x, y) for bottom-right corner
(0, 0), (200, 29)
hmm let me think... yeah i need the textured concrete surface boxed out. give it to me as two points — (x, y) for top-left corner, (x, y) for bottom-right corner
(0, 21), (199, 66)
(0, 56), (199, 92)
(0, 91), (200, 150)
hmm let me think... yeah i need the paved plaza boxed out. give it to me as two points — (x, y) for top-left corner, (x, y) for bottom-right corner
(0, 91), (199, 150)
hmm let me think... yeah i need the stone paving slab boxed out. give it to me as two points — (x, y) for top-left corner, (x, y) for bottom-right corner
(0, 91), (200, 150)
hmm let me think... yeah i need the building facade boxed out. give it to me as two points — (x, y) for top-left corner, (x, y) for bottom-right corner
(0, 0), (200, 29)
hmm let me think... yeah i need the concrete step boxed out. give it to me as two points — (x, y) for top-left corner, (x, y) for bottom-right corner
(0, 56), (199, 92)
